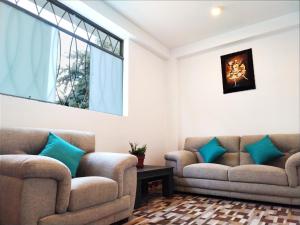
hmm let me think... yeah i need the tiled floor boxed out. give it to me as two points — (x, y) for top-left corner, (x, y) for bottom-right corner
(126, 194), (300, 225)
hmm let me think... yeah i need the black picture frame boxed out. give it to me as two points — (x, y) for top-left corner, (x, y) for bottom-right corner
(221, 49), (256, 94)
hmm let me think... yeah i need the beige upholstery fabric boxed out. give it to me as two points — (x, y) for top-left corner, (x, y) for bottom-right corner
(0, 155), (71, 213)
(86, 209), (130, 225)
(21, 178), (57, 225)
(0, 176), (58, 225)
(77, 152), (137, 198)
(229, 181), (300, 198)
(240, 134), (300, 167)
(39, 196), (130, 225)
(183, 163), (230, 181)
(240, 134), (300, 153)
(285, 152), (300, 187)
(229, 165), (288, 186)
(215, 153), (239, 167)
(185, 136), (240, 166)
(175, 176), (300, 198)
(122, 167), (137, 212)
(266, 153), (295, 168)
(166, 133), (300, 206)
(195, 152), (239, 167)
(176, 186), (233, 200)
(298, 167), (300, 186)
(195, 152), (203, 162)
(164, 150), (197, 177)
(0, 175), (23, 225)
(165, 160), (177, 174)
(175, 186), (299, 205)
(174, 177), (231, 191)
(184, 136), (240, 153)
(0, 127), (95, 155)
(239, 152), (253, 165)
(68, 177), (118, 212)
(240, 152), (298, 169)
(0, 128), (137, 225)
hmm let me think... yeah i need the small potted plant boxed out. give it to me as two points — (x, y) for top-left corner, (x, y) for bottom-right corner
(129, 142), (147, 168)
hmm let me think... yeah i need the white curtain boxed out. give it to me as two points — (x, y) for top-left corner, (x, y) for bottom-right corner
(0, 2), (58, 102)
(89, 46), (123, 116)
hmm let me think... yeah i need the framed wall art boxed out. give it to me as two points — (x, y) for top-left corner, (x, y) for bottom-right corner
(221, 49), (256, 94)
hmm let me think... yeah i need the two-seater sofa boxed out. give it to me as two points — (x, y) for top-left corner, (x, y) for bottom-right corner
(165, 134), (300, 205)
(0, 128), (137, 225)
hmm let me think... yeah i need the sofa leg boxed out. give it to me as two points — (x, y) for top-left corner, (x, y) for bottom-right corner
(111, 217), (129, 225)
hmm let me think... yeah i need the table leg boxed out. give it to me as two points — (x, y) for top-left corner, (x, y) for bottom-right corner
(162, 174), (173, 196)
(135, 179), (142, 209)
(141, 180), (148, 195)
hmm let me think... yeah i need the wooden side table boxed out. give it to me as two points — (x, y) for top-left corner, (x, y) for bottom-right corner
(135, 165), (173, 209)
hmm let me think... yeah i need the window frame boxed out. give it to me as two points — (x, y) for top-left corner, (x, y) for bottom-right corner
(0, 0), (125, 115)
(1, 0), (124, 59)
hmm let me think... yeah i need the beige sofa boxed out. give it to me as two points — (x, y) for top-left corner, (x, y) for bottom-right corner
(165, 134), (300, 205)
(0, 128), (137, 225)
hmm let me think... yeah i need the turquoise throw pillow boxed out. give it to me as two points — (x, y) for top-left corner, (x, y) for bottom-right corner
(245, 135), (284, 164)
(198, 137), (227, 163)
(39, 133), (85, 177)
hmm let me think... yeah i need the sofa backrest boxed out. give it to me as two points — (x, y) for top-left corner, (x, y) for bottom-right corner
(240, 134), (300, 168)
(0, 127), (95, 155)
(184, 136), (240, 166)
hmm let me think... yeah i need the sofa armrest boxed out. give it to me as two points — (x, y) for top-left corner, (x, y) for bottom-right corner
(77, 152), (137, 198)
(0, 154), (71, 225)
(286, 152), (300, 187)
(165, 150), (197, 177)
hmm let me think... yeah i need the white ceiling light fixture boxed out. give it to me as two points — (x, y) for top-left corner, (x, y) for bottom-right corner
(211, 6), (223, 17)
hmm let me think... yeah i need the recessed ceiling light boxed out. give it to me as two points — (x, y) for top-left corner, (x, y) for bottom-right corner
(211, 6), (223, 17)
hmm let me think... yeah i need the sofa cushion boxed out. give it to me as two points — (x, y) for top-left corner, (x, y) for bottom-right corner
(240, 134), (300, 168)
(0, 127), (95, 155)
(39, 133), (85, 177)
(245, 135), (284, 164)
(228, 165), (288, 186)
(197, 137), (227, 163)
(183, 163), (230, 181)
(185, 136), (240, 167)
(68, 177), (118, 212)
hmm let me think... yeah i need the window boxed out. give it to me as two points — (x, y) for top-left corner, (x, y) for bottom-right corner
(0, 0), (124, 115)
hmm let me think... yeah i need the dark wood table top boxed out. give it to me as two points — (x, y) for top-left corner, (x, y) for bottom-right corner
(137, 165), (173, 173)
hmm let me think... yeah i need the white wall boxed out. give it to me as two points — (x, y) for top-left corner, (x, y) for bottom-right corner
(177, 27), (300, 148)
(0, 41), (169, 165)
(1, 9), (299, 164)
(165, 58), (179, 151)
(62, 0), (170, 59)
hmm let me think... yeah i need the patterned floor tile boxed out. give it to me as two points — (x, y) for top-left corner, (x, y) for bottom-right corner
(126, 194), (300, 225)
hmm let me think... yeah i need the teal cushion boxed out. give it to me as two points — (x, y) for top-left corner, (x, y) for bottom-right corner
(198, 137), (227, 163)
(39, 133), (85, 177)
(245, 135), (284, 164)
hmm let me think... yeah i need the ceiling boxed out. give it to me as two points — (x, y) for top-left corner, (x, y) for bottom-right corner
(105, 1), (299, 49)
